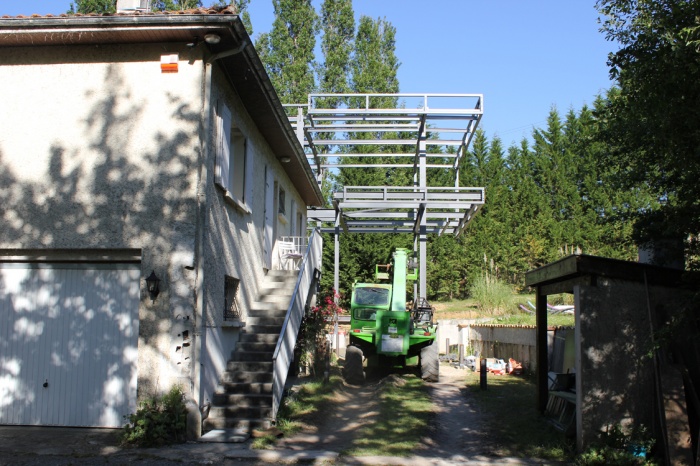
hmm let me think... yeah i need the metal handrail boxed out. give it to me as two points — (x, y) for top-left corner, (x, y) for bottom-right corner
(270, 228), (323, 420)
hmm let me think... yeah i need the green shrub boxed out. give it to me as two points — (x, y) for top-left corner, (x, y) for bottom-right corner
(468, 273), (514, 315)
(576, 424), (656, 465)
(121, 385), (188, 447)
(297, 291), (343, 375)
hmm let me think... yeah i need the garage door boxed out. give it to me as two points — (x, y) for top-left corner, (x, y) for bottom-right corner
(0, 262), (140, 427)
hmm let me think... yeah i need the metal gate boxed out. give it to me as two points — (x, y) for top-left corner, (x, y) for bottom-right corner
(0, 262), (140, 427)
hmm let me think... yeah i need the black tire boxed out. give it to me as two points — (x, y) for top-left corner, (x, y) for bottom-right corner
(420, 342), (439, 382)
(344, 345), (365, 384)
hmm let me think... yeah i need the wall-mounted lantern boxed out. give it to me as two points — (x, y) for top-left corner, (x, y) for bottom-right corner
(145, 270), (161, 301)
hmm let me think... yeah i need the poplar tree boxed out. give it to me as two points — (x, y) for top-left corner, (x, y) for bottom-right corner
(151, 0), (202, 9)
(68, 0), (203, 14)
(318, 0), (354, 103)
(316, 0), (354, 207)
(256, 0), (319, 105)
(68, 0), (116, 13)
(335, 15), (408, 298)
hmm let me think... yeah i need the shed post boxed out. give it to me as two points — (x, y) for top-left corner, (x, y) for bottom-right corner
(536, 287), (549, 412)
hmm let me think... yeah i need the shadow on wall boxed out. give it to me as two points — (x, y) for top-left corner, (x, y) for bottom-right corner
(0, 265), (140, 427)
(0, 62), (204, 421)
(576, 279), (663, 446)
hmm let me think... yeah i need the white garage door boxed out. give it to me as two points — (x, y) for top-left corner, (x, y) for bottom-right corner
(0, 262), (140, 427)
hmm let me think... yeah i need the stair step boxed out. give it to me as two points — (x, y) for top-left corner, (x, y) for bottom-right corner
(246, 324), (283, 334)
(235, 342), (276, 352)
(216, 381), (273, 394)
(239, 333), (279, 344)
(203, 417), (271, 431)
(249, 300), (289, 312)
(221, 371), (273, 384)
(204, 267), (300, 440)
(212, 393), (272, 406)
(246, 316), (285, 326)
(226, 361), (273, 372)
(265, 269), (299, 279)
(199, 428), (250, 443)
(209, 405), (273, 419)
(247, 310), (287, 321)
(230, 351), (274, 362)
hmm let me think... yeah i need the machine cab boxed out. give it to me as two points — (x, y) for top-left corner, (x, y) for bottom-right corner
(351, 284), (391, 326)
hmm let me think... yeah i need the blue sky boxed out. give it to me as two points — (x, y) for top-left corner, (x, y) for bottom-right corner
(3, 1), (616, 145)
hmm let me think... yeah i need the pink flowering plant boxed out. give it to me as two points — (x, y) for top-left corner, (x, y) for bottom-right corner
(297, 289), (345, 374)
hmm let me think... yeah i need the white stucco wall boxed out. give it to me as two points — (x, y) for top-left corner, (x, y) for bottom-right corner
(0, 40), (312, 411)
(0, 43), (203, 397)
(199, 66), (309, 401)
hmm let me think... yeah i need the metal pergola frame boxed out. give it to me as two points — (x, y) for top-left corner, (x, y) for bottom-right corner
(287, 93), (485, 300)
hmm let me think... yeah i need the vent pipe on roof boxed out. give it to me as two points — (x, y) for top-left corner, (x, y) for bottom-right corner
(116, 0), (151, 13)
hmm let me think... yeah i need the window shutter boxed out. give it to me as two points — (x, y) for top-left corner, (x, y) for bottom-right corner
(242, 138), (249, 202)
(216, 101), (232, 192)
(290, 200), (296, 236)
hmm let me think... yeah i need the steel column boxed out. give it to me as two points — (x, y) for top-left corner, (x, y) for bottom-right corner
(334, 212), (340, 297)
(419, 132), (427, 299)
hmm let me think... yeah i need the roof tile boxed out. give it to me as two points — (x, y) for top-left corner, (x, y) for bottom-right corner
(1, 6), (238, 20)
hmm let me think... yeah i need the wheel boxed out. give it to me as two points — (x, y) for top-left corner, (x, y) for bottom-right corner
(420, 342), (439, 382)
(344, 345), (365, 384)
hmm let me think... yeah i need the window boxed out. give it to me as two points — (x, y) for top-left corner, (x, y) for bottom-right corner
(354, 287), (390, 306)
(216, 100), (251, 209)
(297, 211), (304, 237)
(224, 275), (241, 321)
(278, 188), (286, 216)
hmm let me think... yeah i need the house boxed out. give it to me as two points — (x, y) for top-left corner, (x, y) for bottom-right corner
(0, 7), (323, 437)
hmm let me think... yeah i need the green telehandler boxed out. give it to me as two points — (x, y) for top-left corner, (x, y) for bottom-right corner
(343, 248), (439, 384)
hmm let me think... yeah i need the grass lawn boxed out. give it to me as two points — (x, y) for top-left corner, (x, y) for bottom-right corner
(343, 374), (432, 457)
(433, 294), (576, 327)
(464, 371), (575, 461)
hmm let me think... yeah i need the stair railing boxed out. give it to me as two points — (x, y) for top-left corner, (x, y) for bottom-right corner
(271, 228), (323, 419)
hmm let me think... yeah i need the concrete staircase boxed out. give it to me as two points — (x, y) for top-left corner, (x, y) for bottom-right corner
(201, 270), (298, 442)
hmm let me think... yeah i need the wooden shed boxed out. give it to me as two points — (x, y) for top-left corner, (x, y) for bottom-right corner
(525, 254), (696, 463)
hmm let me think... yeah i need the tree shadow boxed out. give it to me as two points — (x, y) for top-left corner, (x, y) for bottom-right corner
(0, 59), (204, 426)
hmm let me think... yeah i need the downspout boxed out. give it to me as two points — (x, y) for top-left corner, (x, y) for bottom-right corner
(191, 30), (248, 437)
(191, 51), (213, 440)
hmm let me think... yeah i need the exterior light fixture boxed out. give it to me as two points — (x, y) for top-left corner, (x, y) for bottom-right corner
(145, 270), (161, 300)
(279, 156), (292, 163)
(204, 34), (221, 45)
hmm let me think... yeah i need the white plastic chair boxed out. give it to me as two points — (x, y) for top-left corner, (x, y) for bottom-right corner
(278, 241), (303, 270)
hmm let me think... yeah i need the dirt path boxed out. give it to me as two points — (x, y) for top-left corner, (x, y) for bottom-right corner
(275, 380), (381, 453)
(417, 364), (497, 460)
(275, 364), (499, 460)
